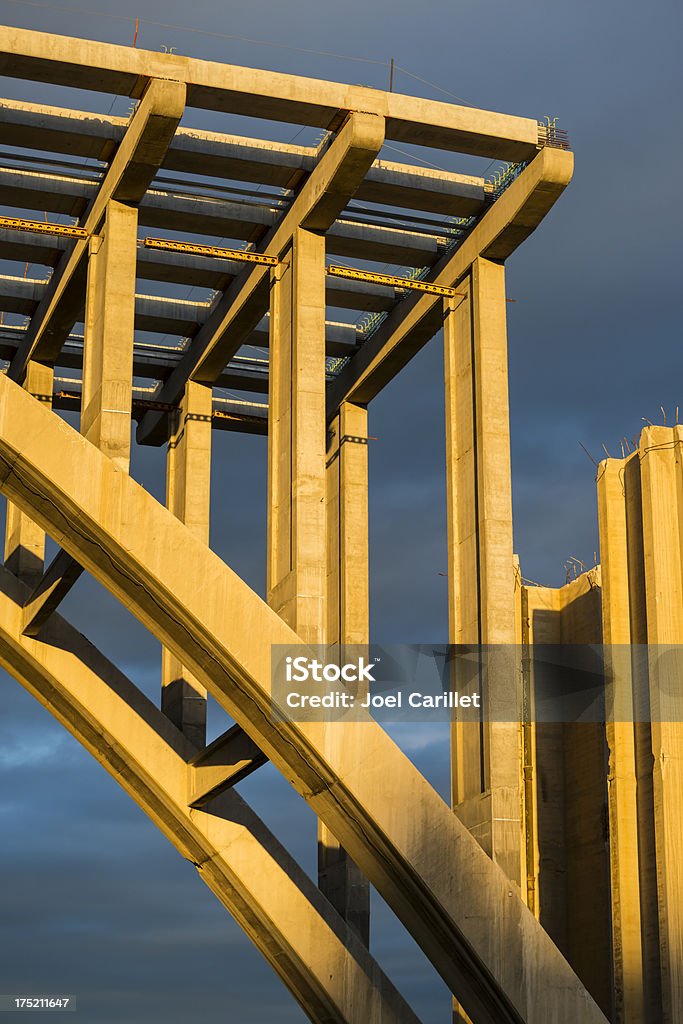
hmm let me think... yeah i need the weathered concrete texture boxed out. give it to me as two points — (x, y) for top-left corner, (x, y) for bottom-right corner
(521, 570), (614, 1019)
(0, 374), (608, 1024)
(598, 426), (683, 1024)
(0, 564), (422, 1024)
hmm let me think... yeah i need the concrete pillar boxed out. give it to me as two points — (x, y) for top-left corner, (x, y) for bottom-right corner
(321, 401), (370, 944)
(4, 360), (53, 585)
(597, 457), (647, 1024)
(268, 234), (369, 941)
(81, 199), (137, 473)
(267, 227), (327, 643)
(161, 380), (212, 748)
(639, 426), (683, 1024)
(444, 257), (521, 883)
(522, 570), (613, 1019)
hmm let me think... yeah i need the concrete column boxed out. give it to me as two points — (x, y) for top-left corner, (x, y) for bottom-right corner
(267, 236), (369, 940)
(81, 199), (137, 472)
(639, 426), (683, 1024)
(267, 227), (327, 643)
(321, 401), (370, 944)
(597, 457), (647, 1024)
(161, 380), (212, 748)
(444, 258), (521, 885)
(4, 360), (53, 585)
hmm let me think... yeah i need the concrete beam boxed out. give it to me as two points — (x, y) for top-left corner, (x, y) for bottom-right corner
(0, 373), (609, 1024)
(0, 165), (443, 266)
(8, 76), (186, 382)
(0, 564), (422, 1024)
(327, 146), (574, 415)
(0, 97), (487, 214)
(0, 230), (398, 310)
(0, 277), (360, 360)
(136, 111), (385, 446)
(189, 724), (268, 806)
(22, 546), (84, 637)
(0, 26), (541, 159)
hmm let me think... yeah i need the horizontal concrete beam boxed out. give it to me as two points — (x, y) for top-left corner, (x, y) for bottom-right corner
(327, 146), (574, 414)
(0, 97), (487, 215)
(8, 77), (186, 382)
(136, 111), (385, 445)
(0, 26), (542, 160)
(0, 229), (398, 310)
(0, 564), (421, 1024)
(0, 278), (360, 363)
(0, 166), (444, 266)
(189, 724), (268, 806)
(0, 374), (608, 1024)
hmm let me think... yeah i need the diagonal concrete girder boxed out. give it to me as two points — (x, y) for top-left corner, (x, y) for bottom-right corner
(326, 145), (574, 418)
(136, 110), (386, 447)
(0, 375), (608, 1024)
(8, 76), (186, 384)
(0, 564), (421, 1024)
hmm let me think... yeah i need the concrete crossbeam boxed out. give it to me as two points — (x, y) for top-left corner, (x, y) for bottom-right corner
(0, 231), (398, 310)
(0, 97), (487, 214)
(0, 166), (444, 266)
(0, 26), (541, 159)
(136, 111), (385, 445)
(188, 724), (268, 806)
(8, 76), (186, 382)
(22, 546), (84, 637)
(0, 564), (422, 1024)
(0, 373), (609, 1024)
(327, 146), (574, 416)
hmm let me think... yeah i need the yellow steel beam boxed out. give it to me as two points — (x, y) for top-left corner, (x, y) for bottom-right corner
(143, 237), (279, 267)
(0, 215), (88, 239)
(326, 263), (459, 298)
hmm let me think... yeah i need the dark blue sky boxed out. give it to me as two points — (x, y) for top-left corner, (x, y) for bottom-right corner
(0, 0), (681, 1019)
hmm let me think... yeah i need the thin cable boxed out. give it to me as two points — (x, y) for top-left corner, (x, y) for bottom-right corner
(1, 0), (390, 67)
(381, 143), (446, 172)
(393, 64), (474, 107)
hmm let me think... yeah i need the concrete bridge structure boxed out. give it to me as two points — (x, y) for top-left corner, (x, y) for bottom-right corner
(0, 25), (679, 1024)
